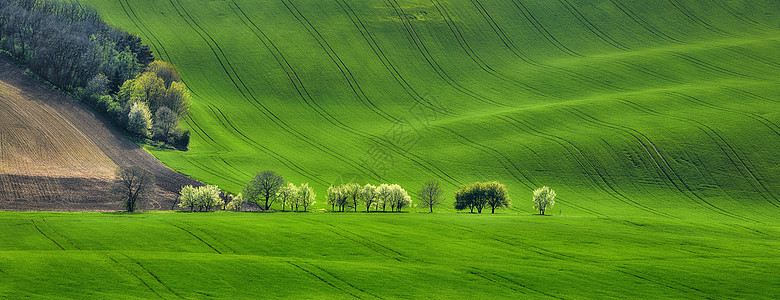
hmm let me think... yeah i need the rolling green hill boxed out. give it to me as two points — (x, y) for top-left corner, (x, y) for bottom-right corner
(79, 0), (780, 220)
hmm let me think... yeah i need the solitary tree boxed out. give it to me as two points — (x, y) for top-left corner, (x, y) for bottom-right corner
(418, 180), (443, 213)
(533, 186), (556, 215)
(296, 183), (316, 212)
(243, 171), (285, 210)
(112, 166), (155, 212)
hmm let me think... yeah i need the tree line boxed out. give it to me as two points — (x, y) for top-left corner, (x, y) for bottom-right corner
(113, 166), (556, 214)
(0, 0), (190, 149)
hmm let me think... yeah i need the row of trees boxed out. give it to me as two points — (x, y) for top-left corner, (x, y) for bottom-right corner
(0, 0), (191, 149)
(112, 166), (556, 214)
(326, 183), (412, 212)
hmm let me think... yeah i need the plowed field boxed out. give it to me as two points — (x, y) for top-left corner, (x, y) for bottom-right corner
(0, 56), (198, 211)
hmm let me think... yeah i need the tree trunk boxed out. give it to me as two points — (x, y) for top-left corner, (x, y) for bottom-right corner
(492, 206), (495, 214)
(430, 206), (433, 213)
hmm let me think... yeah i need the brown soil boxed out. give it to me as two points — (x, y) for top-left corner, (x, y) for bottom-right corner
(0, 56), (200, 211)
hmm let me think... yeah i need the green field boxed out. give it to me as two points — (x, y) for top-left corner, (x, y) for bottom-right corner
(74, 0), (780, 220)
(7, 0), (776, 297)
(1, 211), (778, 298)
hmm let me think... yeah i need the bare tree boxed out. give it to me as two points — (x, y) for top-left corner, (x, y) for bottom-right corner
(418, 180), (443, 213)
(112, 166), (155, 212)
(243, 170), (285, 210)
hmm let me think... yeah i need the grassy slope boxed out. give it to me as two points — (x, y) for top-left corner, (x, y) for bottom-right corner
(1, 211), (778, 298)
(80, 0), (780, 220)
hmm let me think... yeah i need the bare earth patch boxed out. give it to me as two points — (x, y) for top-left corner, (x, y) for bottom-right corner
(0, 56), (199, 211)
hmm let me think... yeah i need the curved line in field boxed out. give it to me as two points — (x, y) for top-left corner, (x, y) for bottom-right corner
(119, 253), (184, 298)
(620, 98), (774, 218)
(558, 0), (631, 51)
(170, 0), (390, 182)
(278, 0), (402, 124)
(608, 0), (684, 44)
(180, 221), (238, 254)
(506, 0), (582, 57)
(335, 0), (451, 115)
(666, 0), (732, 36)
(499, 115), (677, 218)
(41, 218), (80, 250)
(432, 125), (536, 190)
(429, 0), (556, 99)
(560, 105), (760, 221)
(167, 222), (221, 254)
(669, 52), (757, 79)
(102, 253), (162, 298)
(466, 0), (628, 92)
(30, 217), (65, 250)
(285, 261), (361, 298)
(384, 0), (507, 107)
(240, 2), (461, 186)
(708, 0), (776, 30)
(666, 92), (780, 205)
(207, 105), (329, 186)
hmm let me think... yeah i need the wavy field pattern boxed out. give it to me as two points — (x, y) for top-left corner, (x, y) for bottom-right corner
(84, 0), (779, 219)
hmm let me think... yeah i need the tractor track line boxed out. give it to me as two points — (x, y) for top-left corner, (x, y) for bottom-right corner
(167, 222), (221, 254)
(433, 125), (536, 190)
(30, 217), (64, 250)
(483, 269), (564, 298)
(470, 0), (626, 92)
(174, 0), (385, 182)
(335, 0), (450, 115)
(307, 218), (407, 262)
(507, 0), (582, 57)
(667, 0), (732, 36)
(385, 0), (507, 107)
(181, 221), (238, 255)
(41, 217), (79, 250)
(231, 0), (449, 184)
(308, 263), (382, 299)
(619, 99), (765, 221)
(278, 0), (402, 124)
(467, 270), (526, 294)
(561, 106), (754, 220)
(669, 52), (757, 79)
(120, 253), (183, 298)
(499, 115), (676, 218)
(709, 0), (775, 30)
(207, 105), (329, 185)
(430, 0), (555, 99)
(103, 253), (162, 298)
(666, 92), (780, 205)
(559, 0), (631, 51)
(286, 261), (361, 298)
(119, 0), (202, 97)
(608, 0), (684, 44)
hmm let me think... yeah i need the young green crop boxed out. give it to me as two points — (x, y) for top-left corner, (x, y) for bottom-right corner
(1, 211), (778, 298)
(79, 0), (780, 222)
